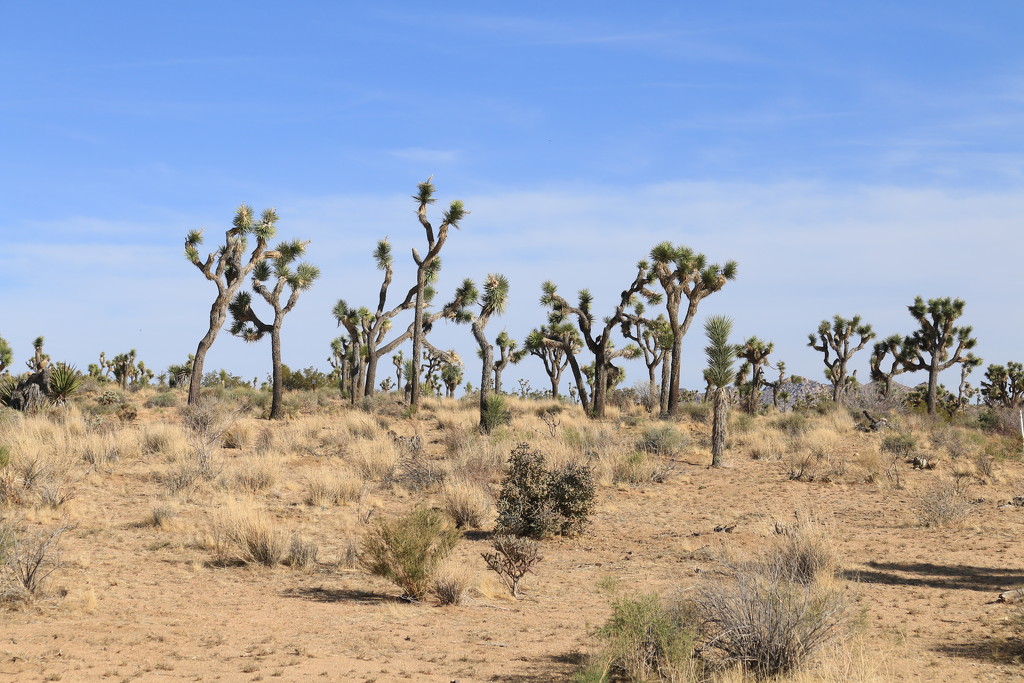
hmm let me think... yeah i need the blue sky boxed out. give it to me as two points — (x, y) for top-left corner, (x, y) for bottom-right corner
(2, 3), (1022, 394)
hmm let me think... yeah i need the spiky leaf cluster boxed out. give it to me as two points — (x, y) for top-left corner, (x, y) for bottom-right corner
(704, 316), (735, 389)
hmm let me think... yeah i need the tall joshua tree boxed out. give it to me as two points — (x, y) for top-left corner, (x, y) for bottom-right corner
(900, 297), (979, 415)
(541, 261), (656, 419)
(808, 315), (875, 402)
(648, 243), (737, 417)
(524, 318), (580, 400)
(184, 205), (278, 405)
(448, 274), (510, 432)
(704, 316), (735, 467)
(410, 179), (466, 409)
(228, 239), (320, 419)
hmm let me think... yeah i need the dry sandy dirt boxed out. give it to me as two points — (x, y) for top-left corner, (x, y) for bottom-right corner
(2, 395), (1024, 682)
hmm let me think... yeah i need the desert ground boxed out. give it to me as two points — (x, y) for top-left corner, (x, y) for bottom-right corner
(1, 386), (1023, 682)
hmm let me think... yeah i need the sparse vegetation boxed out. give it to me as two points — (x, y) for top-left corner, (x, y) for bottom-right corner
(360, 508), (461, 601)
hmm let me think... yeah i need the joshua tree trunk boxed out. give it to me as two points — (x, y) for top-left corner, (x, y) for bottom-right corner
(711, 386), (728, 467)
(269, 320), (284, 419)
(189, 311), (224, 405)
(473, 321), (494, 426)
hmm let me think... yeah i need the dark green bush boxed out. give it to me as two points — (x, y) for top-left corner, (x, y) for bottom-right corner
(145, 391), (179, 409)
(881, 432), (917, 457)
(495, 443), (596, 539)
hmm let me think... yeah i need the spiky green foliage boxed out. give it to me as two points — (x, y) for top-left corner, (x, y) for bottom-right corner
(736, 336), (774, 414)
(26, 336), (49, 372)
(47, 363), (82, 405)
(0, 335), (12, 374)
(704, 316), (736, 389)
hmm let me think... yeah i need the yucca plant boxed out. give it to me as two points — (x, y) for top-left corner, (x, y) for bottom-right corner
(704, 316), (735, 468)
(0, 375), (16, 408)
(47, 363), (82, 405)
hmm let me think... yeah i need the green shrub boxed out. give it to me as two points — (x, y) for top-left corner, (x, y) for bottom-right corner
(581, 594), (698, 682)
(636, 425), (686, 456)
(495, 443), (596, 539)
(145, 391), (179, 409)
(481, 394), (511, 433)
(771, 412), (810, 437)
(881, 432), (917, 457)
(360, 508), (460, 601)
(47, 363), (82, 405)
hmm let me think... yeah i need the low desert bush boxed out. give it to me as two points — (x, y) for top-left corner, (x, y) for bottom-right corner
(769, 513), (838, 585)
(431, 562), (475, 606)
(360, 508), (461, 601)
(577, 594), (699, 683)
(303, 468), (364, 507)
(494, 443), (596, 539)
(145, 391), (179, 409)
(610, 450), (673, 485)
(230, 457), (278, 494)
(693, 560), (847, 678)
(211, 502), (286, 566)
(0, 521), (70, 601)
(915, 481), (973, 528)
(636, 425), (686, 456)
(440, 479), (491, 529)
(481, 534), (542, 598)
(881, 432), (917, 458)
(286, 534), (319, 570)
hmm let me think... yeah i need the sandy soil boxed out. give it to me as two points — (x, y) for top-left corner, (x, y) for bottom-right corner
(2, 400), (1024, 683)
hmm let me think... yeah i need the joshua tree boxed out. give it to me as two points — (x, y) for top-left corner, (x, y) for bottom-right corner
(228, 239), (320, 419)
(541, 261), (656, 419)
(649, 242), (737, 416)
(0, 335), (12, 375)
(167, 355), (195, 389)
(391, 351), (404, 392)
(870, 334), (911, 398)
(524, 318), (580, 399)
(26, 336), (49, 373)
(765, 360), (788, 410)
(704, 316), (735, 467)
(492, 331), (526, 394)
(808, 315), (875, 402)
(410, 179), (466, 409)
(184, 205), (278, 405)
(447, 274), (510, 432)
(441, 361), (463, 398)
(620, 306), (673, 410)
(981, 361), (1024, 409)
(900, 297), (979, 415)
(735, 336), (774, 414)
(327, 336), (348, 395)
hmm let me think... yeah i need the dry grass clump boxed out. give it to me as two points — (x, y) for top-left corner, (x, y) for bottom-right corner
(431, 561), (476, 606)
(743, 431), (788, 461)
(230, 456), (279, 494)
(0, 520), (71, 603)
(286, 533), (319, 569)
(915, 480), (973, 528)
(440, 478), (491, 529)
(221, 422), (253, 450)
(769, 512), (839, 585)
(350, 440), (400, 481)
(211, 500), (287, 567)
(139, 423), (186, 458)
(303, 467), (364, 506)
(147, 503), (178, 529)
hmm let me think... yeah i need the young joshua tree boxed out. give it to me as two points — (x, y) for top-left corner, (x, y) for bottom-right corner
(228, 239), (320, 419)
(704, 316), (735, 467)
(541, 262), (656, 419)
(410, 179), (467, 409)
(649, 242), (737, 417)
(184, 205), (278, 405)
(870, 334), (911, 398)
(492, 331), (526, 394)
(620, 305), (673, 410)
(524, 318), (580, 399)
(808, 315), (876, 402)
(0, 335), (12, 375)
(735, 336), (774, 414)
(26, 336), (49, 372)
(981, 361), (1024, 409)
(448, 274), (510, 432)
(900, 297), (979, 415)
